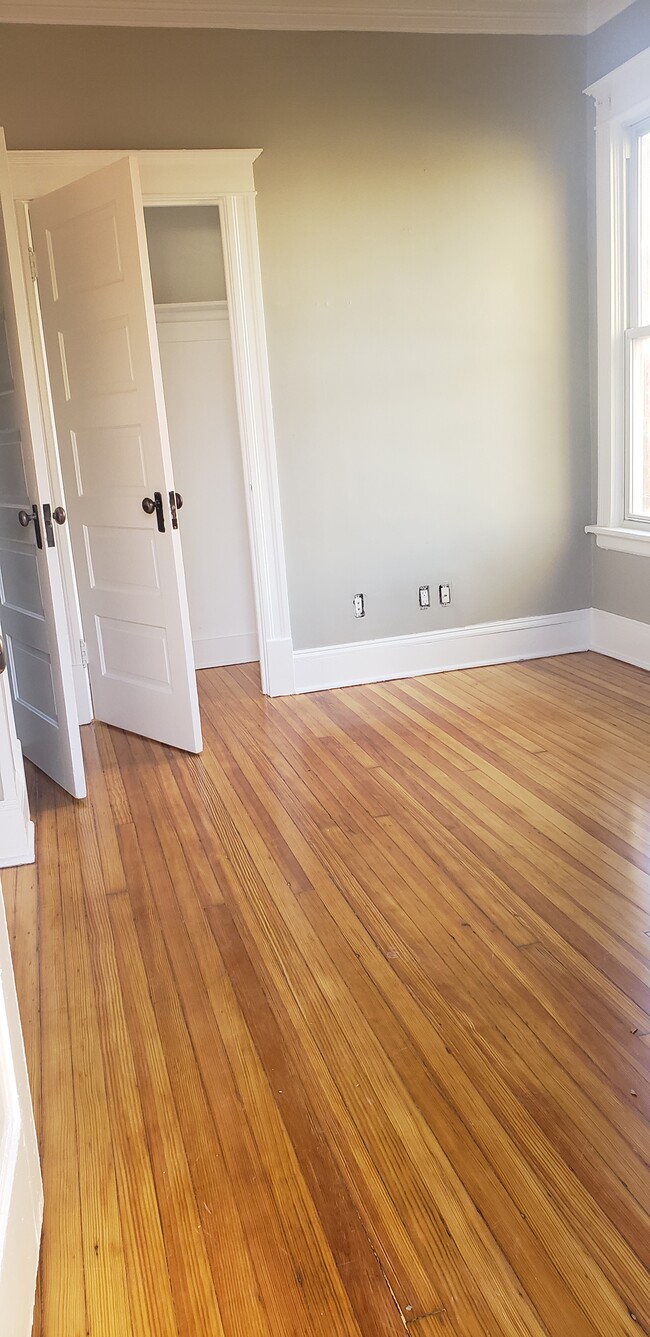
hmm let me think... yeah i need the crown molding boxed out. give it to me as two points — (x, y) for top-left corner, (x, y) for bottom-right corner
(0, 0), (636, 37)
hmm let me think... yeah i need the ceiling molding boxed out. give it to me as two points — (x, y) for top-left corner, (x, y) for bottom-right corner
(0, 0), (635, 35)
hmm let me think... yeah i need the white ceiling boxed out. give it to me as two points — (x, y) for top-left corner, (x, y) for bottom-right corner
(0, 0), (634, 33)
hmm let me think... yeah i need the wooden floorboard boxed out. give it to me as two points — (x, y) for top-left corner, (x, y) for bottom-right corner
(5, 650), (650, 1335)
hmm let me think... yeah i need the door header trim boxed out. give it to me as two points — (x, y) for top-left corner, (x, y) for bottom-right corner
(8, 149), (262, 202)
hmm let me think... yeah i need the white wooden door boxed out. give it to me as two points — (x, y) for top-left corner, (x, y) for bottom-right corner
(29, 158), (202, 753)
(0, 132), (85, 800)
(0, 869), (42, 1337)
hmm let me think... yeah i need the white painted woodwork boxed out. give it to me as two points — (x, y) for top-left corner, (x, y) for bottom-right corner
(29, 157), (203, 751)
(0, 0), (634, 36)
(585, 48), (650, 561)
(14, 201), (94, 731)
(0, 870), (42, 1334)
(10, 150), (293, 697)
(9, 151), (261, 204)
(590, 608), (650, 670)
(293, 608), (592, 692)
(0, 132), (85, 799)
(156, 302), (259, 670)
(0, 672), (33, 869)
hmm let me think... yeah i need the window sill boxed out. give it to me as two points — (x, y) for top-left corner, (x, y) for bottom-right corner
(586, 525), (650, 558)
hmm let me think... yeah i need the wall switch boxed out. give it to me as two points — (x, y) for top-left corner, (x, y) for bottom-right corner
(418, 585), (430, 609)
(439, 583), (452, 607)
(353, 592), (365, 618)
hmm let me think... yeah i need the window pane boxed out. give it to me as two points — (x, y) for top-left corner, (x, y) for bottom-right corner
(629, 334), (650, 518)
(639, 131), (650, 326)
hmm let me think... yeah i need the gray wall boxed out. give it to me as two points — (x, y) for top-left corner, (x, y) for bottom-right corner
(587, 1), (650, 625)
(144, 206), (227, 305)
(0, 26), (592, 650)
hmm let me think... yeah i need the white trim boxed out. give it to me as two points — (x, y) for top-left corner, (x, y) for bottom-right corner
(293, 609), (592, 694)
(0, 876), (43, 1337)
(0, 961), (21, 1254)
(591, 608), (650, 669)
(586, 46), (650, 121)
(585, 48), (650, 551)
(220, 192), (295, 696)
(0, 796), (35, 870)
(585, 523), (650, 556)
(193, 632), (258, 669)
(8, 149), (294, 700)
(0, 0), (632, 35)
(154, 300), (228, 324)
(8, 150), (260, 202)
(0, 679), (34, 870)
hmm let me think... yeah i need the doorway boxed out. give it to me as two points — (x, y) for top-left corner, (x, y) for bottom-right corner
(145, 204), (259, 672)
(2, 147), (294, 800)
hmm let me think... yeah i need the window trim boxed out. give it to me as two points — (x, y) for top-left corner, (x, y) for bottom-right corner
(586, 45), (650, 557)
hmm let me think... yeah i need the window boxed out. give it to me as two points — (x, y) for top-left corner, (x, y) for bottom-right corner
(587, 47), (650, 557)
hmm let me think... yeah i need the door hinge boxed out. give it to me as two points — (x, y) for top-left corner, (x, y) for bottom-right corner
(28, 247), (38, 281)
(80, 638), (88, 667)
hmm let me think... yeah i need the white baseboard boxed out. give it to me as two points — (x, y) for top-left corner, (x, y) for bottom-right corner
(193, 632), (258, 670)
(293, 608), (592, 694)
(590, 609), (650, 671)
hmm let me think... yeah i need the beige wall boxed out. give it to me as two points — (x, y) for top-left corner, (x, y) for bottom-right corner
(587, 2), (650, 626)
(0, 25), (591, 650)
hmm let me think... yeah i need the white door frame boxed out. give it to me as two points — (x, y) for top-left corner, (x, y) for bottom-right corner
(0, 869), (42, 1335)
(0, 668), (33, 869)
(7, 150), (295, 699)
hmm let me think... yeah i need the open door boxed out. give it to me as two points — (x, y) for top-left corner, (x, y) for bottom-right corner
(0, 132), (85, 800)
(0, 871), (42, 1336)
(29, 158), (202, 754)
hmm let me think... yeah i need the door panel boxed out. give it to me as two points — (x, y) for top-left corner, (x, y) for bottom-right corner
(0, 130), (85, 799)
(30, 157), (202, 753)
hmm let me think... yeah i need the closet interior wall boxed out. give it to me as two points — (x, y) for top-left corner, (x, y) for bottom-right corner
(145, 204), (259, 671)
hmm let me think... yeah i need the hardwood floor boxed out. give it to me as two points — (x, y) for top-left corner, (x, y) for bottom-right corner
(3, 650), (650, 1336)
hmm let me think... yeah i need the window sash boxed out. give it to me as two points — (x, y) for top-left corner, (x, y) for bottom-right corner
(625, 124), (650, 527)
(625, 328), (650, 525)
(585, 47), (650, 555)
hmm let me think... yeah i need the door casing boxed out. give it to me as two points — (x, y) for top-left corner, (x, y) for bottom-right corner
(8, 150), (295, 700)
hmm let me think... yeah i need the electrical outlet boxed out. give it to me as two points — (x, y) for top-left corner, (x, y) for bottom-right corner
(353, 592), (365, 618)
(418, 585), (430, 609)
(439, 583), (452, 607)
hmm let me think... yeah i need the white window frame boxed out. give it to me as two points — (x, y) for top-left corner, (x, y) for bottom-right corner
(586, 46), (650, 558)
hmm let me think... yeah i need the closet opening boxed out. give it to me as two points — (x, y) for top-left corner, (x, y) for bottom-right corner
(146, 203), (259, 674)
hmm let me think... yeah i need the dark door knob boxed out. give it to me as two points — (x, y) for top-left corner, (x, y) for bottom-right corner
(168, 490), (184, 529)
(0, 636), (6, 675)
(17, 504), (43, 549)
(53, 506), (66, 525)
(142, 492), (165, 532)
